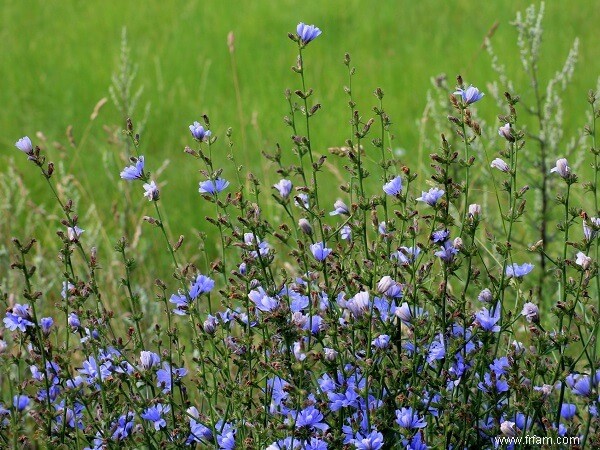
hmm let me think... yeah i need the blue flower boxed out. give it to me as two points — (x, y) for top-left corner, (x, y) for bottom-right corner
(13, 395), (29, 412)
(353, 430), (384, 450)
(395, 407), (427, 429)
(310, 242), (332, 261)
(79, 356), (111, 384)
(199, 177), (229, 195)
(68, 312), (80, 330)
(474, 304), (501, 332)
(156, 362), (187, 393)
(490, 357), (510, 376)
(416, 187), (444, 206)
(340, 225), (352, 241)
(477, 372), (509, 393)
(141, 403), (170, 430)
(249, 287), (280, 312)
(139, 351), (161, 370)
(295, 193), (310, 209)
(297, 23), (322, 45)
(560, 403), (577, 420)
(186, 406), (213, 445)
(120, 156), (145, 181)
(329, 199), (350, 216)
(189, 274), (215, 299)
(371, 334), (390, 349)
(244, 232), (270, 258)
(143, 180), (159, 201)
(382, 176), (403, 196)
(273, 179), (293, 198)
(294, 405), (329, 432)
(453, 85), (484, 105)
(402, 432), (428, 450)
(434, 241), (458, 263)
(189, 121), (211, 141)
(506, 263), (534, 278)
(112, 412), (135, 440)
(15, 136), (33, 153)
(40, 317), (54, 335)
(431, 229), (450, 243)
(566, 374), (592, 397)
(215, 420), (236, 449)
(4, 304), (34, 332)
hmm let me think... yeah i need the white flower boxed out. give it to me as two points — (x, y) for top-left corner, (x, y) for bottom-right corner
(490, 158), (510, 173)
(143, 180), (160, 201)
(575, 252), (592, 270)
(550, 158), (571, 179)
(521, 302), (539, 323)
(500, 420), (518, 437)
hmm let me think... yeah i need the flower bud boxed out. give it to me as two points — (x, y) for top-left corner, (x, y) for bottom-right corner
(453, 237), (463, 250)
(323, 347), (338, 361)
(298, 218), (313, 235)
(468, 204), (481, 217)
(500, 421), (518, 437)
(521, 302), (539, 323)
(498, 123), (515, 142)
(477, 288), (493, 303)
(203, 315), (218, 335)
(575, 252), (592, 270)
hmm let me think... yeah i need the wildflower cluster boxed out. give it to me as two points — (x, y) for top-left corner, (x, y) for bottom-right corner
(2, 10), (600, 450)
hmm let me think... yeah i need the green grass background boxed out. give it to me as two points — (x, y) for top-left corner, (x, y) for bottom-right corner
(1, 0), (598, 273)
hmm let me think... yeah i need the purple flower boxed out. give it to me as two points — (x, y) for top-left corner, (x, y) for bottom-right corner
(416, 187), (444, 206)
(330, 199), (349, 216)
(198, 177), (229, 195)
(490, 158), (510, 173)
(474, 304), (501, 332)
(141, 403), (170, 430)
(273, 179), (293, 198)
(296, 23), (322, 45)
(79, 356), (111, 384)
(244, 232), (270, 258)
(294, 405), (328, 432)
(120, 156), (145, 180)
(189, 121), (211, 141)
(550, 158), (571, 178)
(310, 242), (332, 261)
(15, 136), (33, 153)
(454, 85), (484, 104)
(506, 263), (534, 278)
(13, 395), (29, 411)
(189, 274), (215, 299)
(382, 176), (403, 196)
(395, 407), (427, 429)
(477, 288), (493, 303)
(498, 123), (515, 142)
(143, 180), (159, 201)
(40, 317), (54, 335)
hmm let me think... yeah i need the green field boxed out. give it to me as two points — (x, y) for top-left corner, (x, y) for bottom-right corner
(1, 0), (598, 275)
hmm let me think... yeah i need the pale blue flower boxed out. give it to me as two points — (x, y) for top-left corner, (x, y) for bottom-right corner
(453, 85), (484, 104)
(416, 187), (444, 206)
(120, 156), (145, 180)
(15, 136), (33, 153)
(143, 180), (159, 201)
(310, 242), (332, 261)
(189, 121), (211, 141)
(382, 176), (403, 196)
(297, 23), (322, 45)
(199, 177), (229, 195)
(506, 263), (534, 278)
(273, 179), (293, 198)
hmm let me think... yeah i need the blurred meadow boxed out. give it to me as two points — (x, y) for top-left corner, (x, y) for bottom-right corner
(1, 0), (599, 300)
